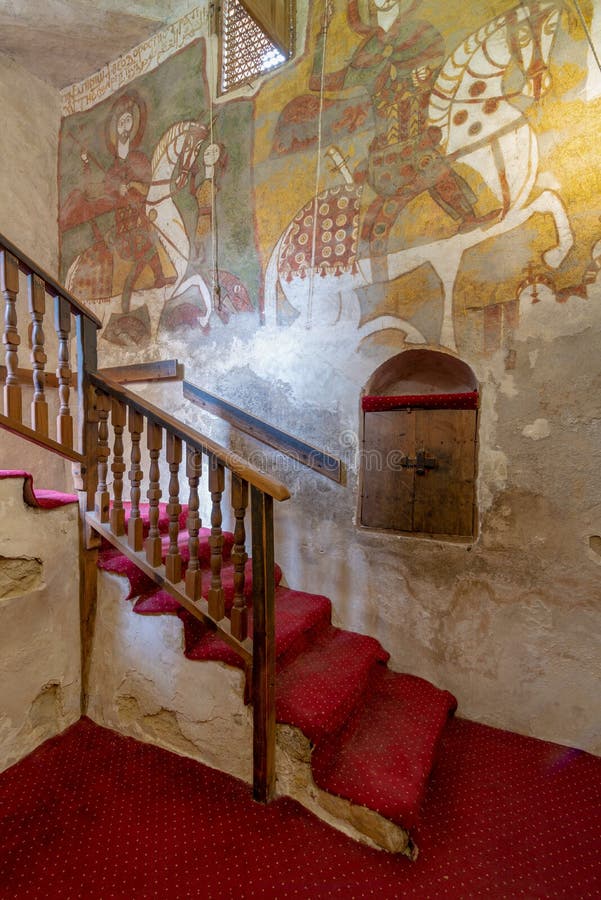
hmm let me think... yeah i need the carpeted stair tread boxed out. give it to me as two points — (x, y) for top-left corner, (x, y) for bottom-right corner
(97, 528), (235, 599)
(133, 559), (284, 615)
(311, 667), (457, 828)
(121, 501), (189, 537)
(275, 625), (390, 745)
(98, 546), (160, 601)
(95, 497), (459, 837)
(0, 470), (77, 508)
(134, 589), (183, 615)
(182, 587), (332, 671)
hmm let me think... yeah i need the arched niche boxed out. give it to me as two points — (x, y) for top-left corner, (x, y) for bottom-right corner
(360, 350), (479, 540)
(365, 348), (478, 397)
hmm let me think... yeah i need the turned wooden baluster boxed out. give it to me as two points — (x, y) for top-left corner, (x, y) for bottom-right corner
(165, 432), (183, 582)
(185, 445), (202, 602)
(110, 399), (127, 536)
(128, 409), (144, 551)
(95, 392), (111, 523)
(230, 474), (249, 641)
(27, 274), (48, 436)
(208, 454), (225, 620)
(54, 295), (73, 449)
(145, 420), (163, 567)
(1, 250), (21, 422)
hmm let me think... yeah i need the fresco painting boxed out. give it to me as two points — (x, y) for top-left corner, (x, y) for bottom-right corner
(59, 41), (255, 347)
(58, 1), (600, 356)
(255, 0), (599, 355)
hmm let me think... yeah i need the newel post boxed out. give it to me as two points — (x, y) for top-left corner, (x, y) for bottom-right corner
(251, 486), (276, 803)
(74, 313), (99, 509)
(73, 312), (100, 716)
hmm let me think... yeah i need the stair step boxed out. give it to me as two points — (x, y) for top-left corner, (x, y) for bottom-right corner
(96, 501), (458, 843)
(133, 559), (283, 615)
(97, 528), (236, 599)
(121, 501), (189, 537)
(182, 587), (332, 671)
(276, 625), (389, 745)
(311, 667), (457, 829)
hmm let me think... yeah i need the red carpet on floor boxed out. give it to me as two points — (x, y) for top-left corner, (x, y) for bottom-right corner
(0, 717), (599, 898)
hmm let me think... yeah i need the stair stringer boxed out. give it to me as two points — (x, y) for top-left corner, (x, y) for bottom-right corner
(90, 567), (414, 855)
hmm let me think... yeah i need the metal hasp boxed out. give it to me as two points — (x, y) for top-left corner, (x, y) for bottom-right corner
(400, 448), (438, 476)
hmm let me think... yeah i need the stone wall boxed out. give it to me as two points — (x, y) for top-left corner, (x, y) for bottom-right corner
(58, 2), (601, 755)
(0, 477), (80, 772)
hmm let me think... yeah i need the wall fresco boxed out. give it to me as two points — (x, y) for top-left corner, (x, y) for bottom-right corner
(58, 0), (599, 355)
(52, 0), (601, 758)
(255, 0), (598, 356)
(59, 40), (256, 348)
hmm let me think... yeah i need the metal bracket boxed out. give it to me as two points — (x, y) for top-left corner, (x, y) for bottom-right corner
(400, 448), (438, 475)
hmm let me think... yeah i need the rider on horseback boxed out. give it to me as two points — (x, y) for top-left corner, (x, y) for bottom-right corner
(311, 0), (500, 261)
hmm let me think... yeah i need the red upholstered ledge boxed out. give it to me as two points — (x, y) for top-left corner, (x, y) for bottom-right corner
(0, 470), (78, 509)
(362, 391), (479, 412)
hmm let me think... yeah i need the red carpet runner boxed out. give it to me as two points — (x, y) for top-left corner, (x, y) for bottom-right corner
(97, 501), (457, 837)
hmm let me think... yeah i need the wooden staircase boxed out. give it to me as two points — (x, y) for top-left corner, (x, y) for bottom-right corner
(0, 233), (457, 856)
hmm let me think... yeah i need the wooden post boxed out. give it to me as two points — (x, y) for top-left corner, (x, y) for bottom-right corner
(94, 393), (111, 523)
(145, 420), (163, 567)
(165, 432), (183, 583)
(1, 250), (22, 422)
(127, 408), (144, 551)
(73, 312), (99, 717)
(185, 445), (202, 601)
(110, 398), (127, 536)
(77, 493), (100, 716)
(74, 313), (98, 511)
(208, 454), (225, 620)
(230, 474), (249, 641)
(27, 273), (48, 436)
(251, 486), (276, 803)
(54, 295), (73, 449)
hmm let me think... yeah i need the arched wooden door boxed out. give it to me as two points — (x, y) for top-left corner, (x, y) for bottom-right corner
(360, 351), (479, 539)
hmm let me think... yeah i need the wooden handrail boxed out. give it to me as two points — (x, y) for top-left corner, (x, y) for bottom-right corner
(0, 231), (102, 327)
(89, 372), (291, 503)
(0, 411), (84, 463)
(184, 379), (343, 483)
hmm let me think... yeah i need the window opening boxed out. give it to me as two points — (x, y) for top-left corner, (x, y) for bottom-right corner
(220, 0), (293, 93)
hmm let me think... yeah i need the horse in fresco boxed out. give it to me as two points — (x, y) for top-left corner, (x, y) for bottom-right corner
(65, 120), (216, 345)
(263, 1), (573, 352)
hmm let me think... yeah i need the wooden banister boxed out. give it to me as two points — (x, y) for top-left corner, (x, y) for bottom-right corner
(0, 230), (102, 327)
(88, 372), (290, 502)
(0, 232), (288, 805)
(87, 371), (289, 803)
(0, 233), (100, 472)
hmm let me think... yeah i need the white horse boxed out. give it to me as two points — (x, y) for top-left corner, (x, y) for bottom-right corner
(146, 119), (217, 326)
(263, 1), (573, 351)
(66, 119), (212, 342)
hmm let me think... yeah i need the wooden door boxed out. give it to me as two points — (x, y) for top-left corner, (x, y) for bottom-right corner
(361, 408), (477, 537)
(361, 410), (415, 532)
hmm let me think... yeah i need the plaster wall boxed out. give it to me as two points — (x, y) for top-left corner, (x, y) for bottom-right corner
(58, 1), (601, 757)
(0, 478), (81, 771)
(0, 51), (72, 491)
(0, 52), (61, 272)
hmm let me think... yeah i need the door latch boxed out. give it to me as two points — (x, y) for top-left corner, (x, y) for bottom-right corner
(400, 448), (437, 475)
